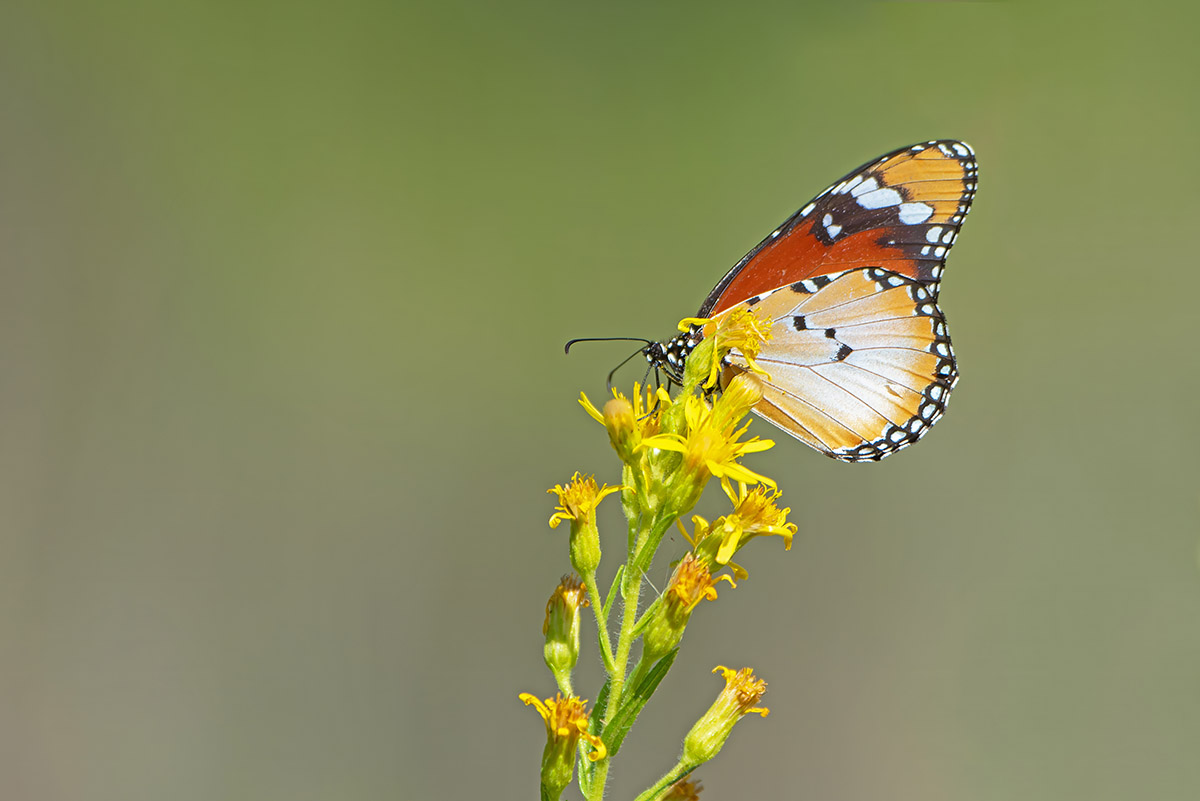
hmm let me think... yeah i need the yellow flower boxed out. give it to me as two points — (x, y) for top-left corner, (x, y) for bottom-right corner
(710, 482), (797, 565)
(676, 515), (748, 582)
(579, 383), (668, 462)
(680, 666), (769, 769)
(677, 307), (773, 390)
(519, 692), (607, 799)
(641, 393), (774, 512)
(711, 372), (764, 431)
(518, 690), (604, 772)
(519, 692), (607, 761)
(547, 472), (621, 529)
(641, 553), (735, 663)
(548, 473), (619, 576)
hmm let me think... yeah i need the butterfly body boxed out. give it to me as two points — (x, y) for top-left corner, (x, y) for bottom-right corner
(648, 140), (977, 462)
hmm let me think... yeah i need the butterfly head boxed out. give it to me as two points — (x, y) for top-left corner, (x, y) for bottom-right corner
(644, 324), (704, 386)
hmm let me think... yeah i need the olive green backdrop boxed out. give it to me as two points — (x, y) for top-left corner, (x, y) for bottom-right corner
(3, 1), (1198, 799)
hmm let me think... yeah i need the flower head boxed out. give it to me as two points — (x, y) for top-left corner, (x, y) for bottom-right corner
(519, 692), (607, 798)
(548, 472), (620, 575)
(678, 307), (774, 390)
(641, 393), (774, 513)
(579, 382), (668, 463)
(681, 666), (769, 769)
(548, 472), (620, 529)
(708, 482), (797, 565)
(642, 553), (735, 663)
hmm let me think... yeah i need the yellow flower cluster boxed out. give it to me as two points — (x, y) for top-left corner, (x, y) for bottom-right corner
(528, 308), (791, 801)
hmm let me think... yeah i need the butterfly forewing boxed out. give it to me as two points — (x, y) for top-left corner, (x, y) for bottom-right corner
(700, 140), (977, 317)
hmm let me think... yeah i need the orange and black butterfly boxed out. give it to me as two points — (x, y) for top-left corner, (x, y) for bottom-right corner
(647, 140), (977, 462)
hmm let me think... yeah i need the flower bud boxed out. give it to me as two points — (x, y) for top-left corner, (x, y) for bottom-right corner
(543, 575), (588, 686)
(603, 396), (638, 462)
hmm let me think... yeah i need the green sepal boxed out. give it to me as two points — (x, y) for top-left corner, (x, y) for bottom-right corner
(603, 566), (623, 619)
(601, 648), (679, 756)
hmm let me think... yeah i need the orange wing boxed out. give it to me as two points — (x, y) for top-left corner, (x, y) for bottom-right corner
(720, 268), (957, 462)
(700, 140), (976, 317)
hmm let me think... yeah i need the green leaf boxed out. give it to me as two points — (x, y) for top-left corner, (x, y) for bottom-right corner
(631, 596), (662, 638)
(603, 566), (623, 619)
(601, 648), (679, 756)
(580, 680), (610, 797)
(594, 678), (611, 727)
(578, 748), (594, 797)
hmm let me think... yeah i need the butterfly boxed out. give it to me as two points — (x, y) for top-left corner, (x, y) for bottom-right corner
(646, 140), (977, 462)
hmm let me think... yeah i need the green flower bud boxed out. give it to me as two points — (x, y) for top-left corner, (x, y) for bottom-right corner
(543, 576), (588, 687)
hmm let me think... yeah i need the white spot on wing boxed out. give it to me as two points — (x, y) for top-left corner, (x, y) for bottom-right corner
(848, 176), (876, 197)
(926, 226), (944, 243)
(855, 187), (903, 210)
(822, 213), (842, 239)
(898, 202), (933, 224)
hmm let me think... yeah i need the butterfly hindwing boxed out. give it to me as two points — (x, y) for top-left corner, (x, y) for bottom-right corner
(721, 268), (957, 462)
(700, 140), (977, 317)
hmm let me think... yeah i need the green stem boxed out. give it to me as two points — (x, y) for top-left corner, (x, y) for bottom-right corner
(587, 518), (650, 801)
(633, 760), (692, 801)
(629, 513), (679, 585)
(582, 570), (615, 674)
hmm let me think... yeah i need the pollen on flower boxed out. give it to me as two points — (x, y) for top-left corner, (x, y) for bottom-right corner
(519, 692), (607, 761)
(547, 472), (621, 529)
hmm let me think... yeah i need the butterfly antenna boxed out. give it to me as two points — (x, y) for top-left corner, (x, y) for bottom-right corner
(564, 336), (654, 355)
(606, 344), (651, 391)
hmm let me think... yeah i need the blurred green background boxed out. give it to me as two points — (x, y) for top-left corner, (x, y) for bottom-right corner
(3, 1), (1198, 799)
